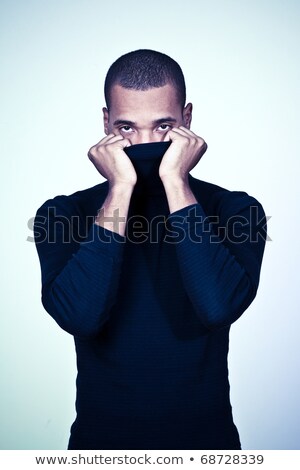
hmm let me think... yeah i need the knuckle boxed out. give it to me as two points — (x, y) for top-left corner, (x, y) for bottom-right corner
(87, 149), (94, 160)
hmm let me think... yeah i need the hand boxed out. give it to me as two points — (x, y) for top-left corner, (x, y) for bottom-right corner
(159, 126), (207, 182)
(88, 134), (137, 188)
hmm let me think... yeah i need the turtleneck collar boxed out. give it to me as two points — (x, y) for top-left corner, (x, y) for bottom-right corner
(124, 141), (171, 196)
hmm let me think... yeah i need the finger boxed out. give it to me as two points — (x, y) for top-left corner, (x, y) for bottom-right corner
(88, 134), (116, 153)
(166, 128), (190, 141)
(87, 134), (122, 157)
(172, 127), (202, 142)
(104, 134), (126, 145)
(112, 137), (132, 149)
(178, 127), (207, 148)
(92, 134), (124, 151)
(97, 133), (117, 145)
(178, 126), (199, 138)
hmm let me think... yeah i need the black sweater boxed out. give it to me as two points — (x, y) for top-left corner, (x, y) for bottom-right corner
(34, 148), (266, 450)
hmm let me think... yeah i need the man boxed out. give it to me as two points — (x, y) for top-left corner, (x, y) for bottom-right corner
(34, 49), (267, 450)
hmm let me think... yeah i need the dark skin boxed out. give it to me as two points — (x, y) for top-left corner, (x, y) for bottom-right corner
(88, 83), (207, 233)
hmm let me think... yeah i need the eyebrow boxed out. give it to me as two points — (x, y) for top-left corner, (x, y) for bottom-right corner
(113, 117), (177, 126)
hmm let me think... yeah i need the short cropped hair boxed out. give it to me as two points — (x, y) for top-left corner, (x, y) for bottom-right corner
(104, 49), (186, 110)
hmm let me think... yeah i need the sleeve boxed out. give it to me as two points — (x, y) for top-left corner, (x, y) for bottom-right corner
(33, 197), (126, 337)
(165, 191), (267, 331)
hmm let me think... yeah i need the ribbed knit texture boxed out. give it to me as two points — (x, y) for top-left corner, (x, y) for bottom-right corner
(34, 174), (266, 450)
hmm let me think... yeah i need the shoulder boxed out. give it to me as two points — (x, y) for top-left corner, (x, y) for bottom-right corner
(35, 181), (109, 219)
(188, 175), (265, 219)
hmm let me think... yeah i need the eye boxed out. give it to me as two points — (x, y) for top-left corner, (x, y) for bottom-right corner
(157, 124), (172, 131)
(120, 126), (133, 133)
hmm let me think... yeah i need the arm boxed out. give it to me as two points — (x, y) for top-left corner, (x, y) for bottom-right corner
(165, 193), (267, 330)
(34, 195), (127, 338)
(34, 134), (136, 337)
(89, 132), (137, 237)
(160, 126), (267, 330)
(94, 183), (133, 236)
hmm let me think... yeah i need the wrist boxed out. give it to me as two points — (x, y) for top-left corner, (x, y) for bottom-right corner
(109, 181), (136, 196)
(161, 174), (197, 214)
(160, 173), (190, 190)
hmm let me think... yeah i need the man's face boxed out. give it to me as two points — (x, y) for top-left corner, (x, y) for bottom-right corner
(103, 83), (192, 145)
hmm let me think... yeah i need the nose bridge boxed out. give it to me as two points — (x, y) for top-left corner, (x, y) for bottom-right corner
(135, 129), (155, 144)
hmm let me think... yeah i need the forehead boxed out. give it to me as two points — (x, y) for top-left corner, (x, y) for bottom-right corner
(109, 83), (182, 120)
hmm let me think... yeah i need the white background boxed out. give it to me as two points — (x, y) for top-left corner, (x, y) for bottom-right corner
(0, 0), (299, 450)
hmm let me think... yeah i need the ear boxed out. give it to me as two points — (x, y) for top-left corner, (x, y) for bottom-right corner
(102, 107), (109, 135)
(183, 102), (193, 129)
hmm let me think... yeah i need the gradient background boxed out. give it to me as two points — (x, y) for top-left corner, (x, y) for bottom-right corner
(0, 0), (299, 450)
